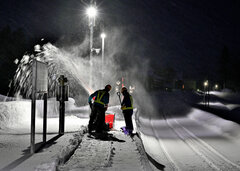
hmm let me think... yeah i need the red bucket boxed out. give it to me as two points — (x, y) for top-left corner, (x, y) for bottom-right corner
(105, 113), (115, 129)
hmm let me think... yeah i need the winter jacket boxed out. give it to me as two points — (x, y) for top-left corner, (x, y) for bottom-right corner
(88, 89), (110, 108)
(121, 91), (133, 110)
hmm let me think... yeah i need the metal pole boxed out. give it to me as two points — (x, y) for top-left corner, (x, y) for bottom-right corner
(90, 25), (93, 89)
(88, 0), (95, 90)
(207, 82), (210, 107)
(31, 92), (36, 153)
(59, 86), (65, 135)
(43, 93), (47, 143)
(59, 86), (64, 135)
(31, 60), (37, 154)
(59, 86), (61, 135)
(204, 86), (206, 107)
(101, 36), (105, 87)
(61, 86), (65, 134)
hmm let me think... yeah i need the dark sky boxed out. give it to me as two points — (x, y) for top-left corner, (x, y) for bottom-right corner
(0, 0), (240, 79)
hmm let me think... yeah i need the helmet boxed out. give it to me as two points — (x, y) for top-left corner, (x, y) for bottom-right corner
(121, 87), (127, 93)
(105, 84), (112, 92)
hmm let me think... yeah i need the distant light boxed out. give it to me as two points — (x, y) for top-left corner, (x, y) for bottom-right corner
(86, 6), (97, 18)
(215, 84), (219, 89)
(204, 80), (208, 87)
(101, 33), (106, 39)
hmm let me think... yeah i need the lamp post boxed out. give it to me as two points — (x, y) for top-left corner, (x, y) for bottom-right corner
(203, 80), (209, 107)
(101, 33), (106, 87)
(86, 4), (97, 89)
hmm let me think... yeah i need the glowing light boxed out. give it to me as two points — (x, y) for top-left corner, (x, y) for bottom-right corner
(215, 84), (219, 89)
(86, 6), (97, 18)
(101, 33), (106, 39)
(204, 80), (208, 87)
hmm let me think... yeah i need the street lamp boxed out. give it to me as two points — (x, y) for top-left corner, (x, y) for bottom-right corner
(203, 80), (209, 107)
(101, 33), (106, 87)
(86, 5), (97, 89)
(86, 6), (97, 18)
(204, 80), (208, 87)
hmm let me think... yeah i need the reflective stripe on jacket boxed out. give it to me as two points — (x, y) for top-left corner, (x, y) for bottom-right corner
(94, 90), (106, 105)
(88, 89), (109, 108)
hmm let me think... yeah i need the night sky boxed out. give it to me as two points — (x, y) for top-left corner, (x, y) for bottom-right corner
(0, 0), (240, 84)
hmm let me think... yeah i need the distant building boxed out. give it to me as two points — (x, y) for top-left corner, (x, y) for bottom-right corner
(183, 80), (197, 90)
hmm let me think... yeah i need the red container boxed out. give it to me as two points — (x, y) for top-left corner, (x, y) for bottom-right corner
(105, 113), (115, 129)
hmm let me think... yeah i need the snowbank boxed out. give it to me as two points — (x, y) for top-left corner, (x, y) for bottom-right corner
(0, 101), (31, 129)
(188, 108), (240, 138)
(0, 98), (89, 133)
(136, 89), (240, 140)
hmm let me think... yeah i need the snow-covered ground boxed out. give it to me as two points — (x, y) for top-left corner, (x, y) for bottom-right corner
(0, 96), (143, 171)
(0, 97), (90, 170)
(1, 90), (240, 171)
(0, 98), (89, 133)
(136, 90), (240, 170)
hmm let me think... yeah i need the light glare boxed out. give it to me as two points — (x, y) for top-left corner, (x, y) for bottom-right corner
(101, 33), (106, 39)
(204, 80), (208, 87)
(87, 6), (97, 18)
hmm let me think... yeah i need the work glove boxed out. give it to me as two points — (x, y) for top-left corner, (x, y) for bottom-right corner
(121, 105), (126, 110)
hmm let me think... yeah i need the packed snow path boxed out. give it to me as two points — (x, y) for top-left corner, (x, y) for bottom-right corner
(58, 131), (150, 171)
(139, 110), (240, 171)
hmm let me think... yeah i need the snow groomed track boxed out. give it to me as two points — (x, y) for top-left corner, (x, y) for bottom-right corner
(164, 114), (240, 171)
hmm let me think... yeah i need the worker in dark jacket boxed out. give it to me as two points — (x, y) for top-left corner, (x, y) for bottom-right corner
(121, 87), (134, 135)
(88, 84), (112, 134)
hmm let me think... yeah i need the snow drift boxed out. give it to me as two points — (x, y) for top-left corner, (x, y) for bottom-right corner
(0, 96), (89, 133)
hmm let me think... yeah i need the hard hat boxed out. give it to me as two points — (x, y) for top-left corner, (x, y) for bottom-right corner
(105, 84), (112, 91)
(121, 87), (127, 93)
